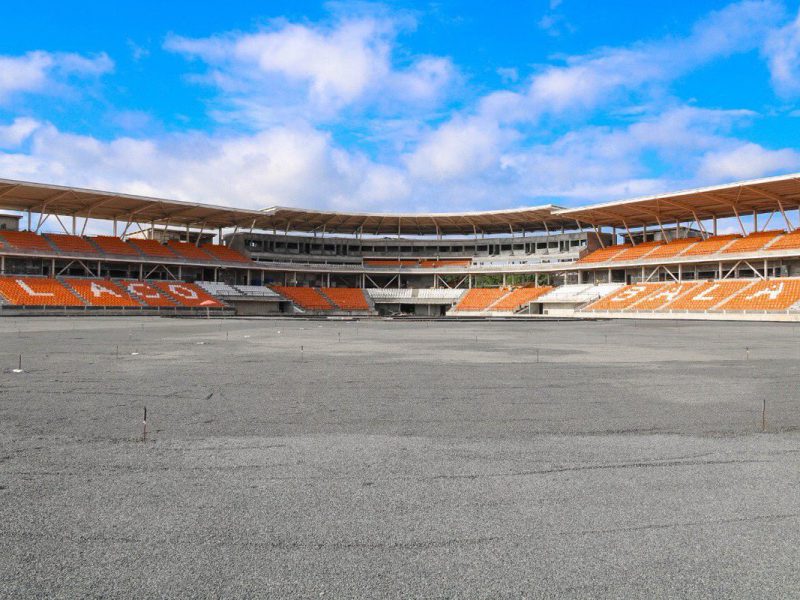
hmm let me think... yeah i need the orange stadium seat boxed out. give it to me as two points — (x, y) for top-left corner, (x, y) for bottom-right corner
(765, 230), (800, 251)
(610, 241), (663, 262)
(364, 259), (419, 266)
(322, 288), (370, 310)
(717, 278), (800, 311)
(0, 231), (54, 252)
(201, 244), (251, 263)
(91, 236), (141, 256)
(490, 286), (553, 312)
(120, 280), (177, 307)
(167, 240), (215, 261)
(645, 238), (700, 259)
(584, 283), (666, 311)
(631, 282), (701, 311)
(681, 234), (740, 256)
(45, 234), (99, 254)
(127, 238), (178, 259)
(722, 230), (784, 254)
(577, 244), (631, 263)
(273, 286), (333, 310)
(152, 281), (225, 307)
(453, 288), (508, 311)
(64, 278), (140, 307)
(666, 280), (752, 311)
(0, 277), (84, 306)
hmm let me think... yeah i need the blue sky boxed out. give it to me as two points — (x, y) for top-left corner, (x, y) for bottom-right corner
(1, 0), (800, 215)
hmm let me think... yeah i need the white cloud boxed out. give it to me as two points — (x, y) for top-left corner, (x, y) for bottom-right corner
(764, 10), (800, 96)
(0, 118), (41, 149)
(0, 51), (113, 102)
(166, 16), (455, 119)
(697, 143), (800, 181)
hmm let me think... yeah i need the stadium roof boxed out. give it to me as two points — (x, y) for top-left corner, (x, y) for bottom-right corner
(557, 172), (800, 229)
(1, 172), (800, 235)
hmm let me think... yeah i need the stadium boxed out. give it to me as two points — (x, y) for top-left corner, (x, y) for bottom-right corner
(1, 172), (800, 320)
(4, 2), (800, 597)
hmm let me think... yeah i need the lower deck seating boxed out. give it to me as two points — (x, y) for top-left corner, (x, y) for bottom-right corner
(322, 287), (370, 310)
(717, 279), (800, 311)
(151, 281), (225, 307)
(272, 286), (333, 310)
(666, 280), (752, 311)
(490, 286), (553, 312)
(0, 277), (83, 306)
(629, 282), (701, 310)
(584, 283), (666, 311)
(453, 288), (508, 311)
(418, 259), (472, 268)
(364, 259), (419, 267)
(120, 280), (178, 307)
(65, 278), (140, 307)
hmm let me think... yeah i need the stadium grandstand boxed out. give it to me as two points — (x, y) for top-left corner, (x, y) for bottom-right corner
(1, 172), (800, 320)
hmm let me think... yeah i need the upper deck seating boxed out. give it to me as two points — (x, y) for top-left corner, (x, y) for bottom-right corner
(680, 234), (740, 256)
(577, 244), (631, 263)
(766, 230), (800, 251)
(91, 236), (141, 256)
(201, 244), (251, 263)
(452, 288), (508, 311)
(0, 231), (54, 252)
(364, 259), (419, 267)
(490, 286), (554, 312)
(645, 238), (700, 259)
(584, 283), (667, 311)
(322, 287), (370, 310)
(717, 279), (800, 311)
(419, 259), (472, 268)
(272, 286), (333, 310)
(0, 277), (84, 306)
(120, 280), (177, 307)
(722, 230), (783, 254)
(45, 234), (98, 254)
(152, 281), (225, 307)
(610, 241), (663, 262)
(127, 238), (178, 259)
(630, 282), (701, 311)
(167, 241), (215, 261)
(665, 280), (752, 311)
(65, 278), (140, 307)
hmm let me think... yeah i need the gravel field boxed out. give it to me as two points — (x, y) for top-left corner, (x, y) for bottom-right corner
(1, 316), (799, 598)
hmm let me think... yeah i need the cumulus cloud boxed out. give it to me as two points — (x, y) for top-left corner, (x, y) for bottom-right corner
(0, 51), (113, 102)
(165, 16), (455, 120)
(764, 9), (800, 96)
(697, 143), (800, 181)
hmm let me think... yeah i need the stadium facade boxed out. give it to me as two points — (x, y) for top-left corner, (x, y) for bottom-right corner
(1, 173), (800, 320)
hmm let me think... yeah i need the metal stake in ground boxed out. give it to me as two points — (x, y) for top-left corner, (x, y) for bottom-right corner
(762, 398), (767, 433)
(12, 354), (23, 373)
(746, 347), (750, 360)
(142, 406), (148, 441)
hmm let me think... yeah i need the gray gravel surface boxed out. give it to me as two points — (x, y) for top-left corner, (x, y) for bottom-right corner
(1, 316), (799, 598)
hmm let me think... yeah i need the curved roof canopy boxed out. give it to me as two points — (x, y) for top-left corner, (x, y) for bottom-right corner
(1, 172), (800, 236)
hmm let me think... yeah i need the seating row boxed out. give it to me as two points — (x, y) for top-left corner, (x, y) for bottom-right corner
(270, 286), (372, 311)
(0, 277), (225, 308)
(0, 231), (251, 263)
(363, 258), (472, 268)
(584, 278), (800, 312)
(578, 231), (800, 264)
